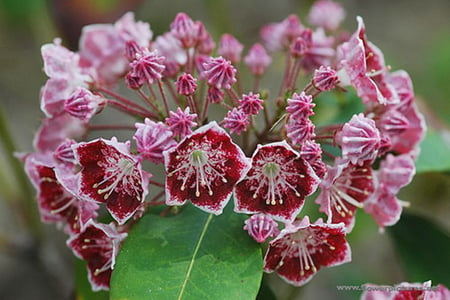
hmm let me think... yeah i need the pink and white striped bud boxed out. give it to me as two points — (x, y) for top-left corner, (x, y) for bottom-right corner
(165, 107), (198, 139)
(290, 36), (310, 58)
(286, 92), (315, 119)
(313, 66), (338, 91)
(203, 56), (237, 90)
(223, 108), (249, 135)
(244, 214), (280, 243)
(340, 113), (381, 165)
(128, 50), (165, 85)
(134, 119), (177, 164)
(125, 40), (144, 62)
(244, 43), (272, 77)
(238, 92), (264, 115)
(286, 118), (315, 146)
(64, 87), (105, 121)
(53, 139), (77, 165)
(196, 22), (216, 55)
(218, 33), (244, 64)
(175, 73), (198, 96)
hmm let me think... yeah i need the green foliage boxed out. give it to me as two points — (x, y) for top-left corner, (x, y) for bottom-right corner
(388, 213), (450, 287)
(110, 203), (263, 300)
(415, 129), (450, 173)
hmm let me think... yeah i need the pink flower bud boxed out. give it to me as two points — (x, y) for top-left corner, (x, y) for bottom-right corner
(286, 92), (315, 119)
(238, 92), (264, 115)
(53, 139), (77, 165)
(170, 13), (200, 48)
(165, 107), (198, 139)
(244, 43), (272, 77)
(223, 108), (249, 135)
(206, 86), (225, 104)
(128, 50), (166, 85)
(203, 56), (237, 90)
(175, 73), (198, 96)
(308, 0), (346, 31)
(313, 66), (338, 91)
(218, 33), (244, 64)
(134, 119), (177, 164)
(64, 87), (105, 121)
(244, 214), (280, 243)
(340, 113), (381, 165)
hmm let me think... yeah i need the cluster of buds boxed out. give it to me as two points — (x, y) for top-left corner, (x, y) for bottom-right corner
(23, 0), (428, 292)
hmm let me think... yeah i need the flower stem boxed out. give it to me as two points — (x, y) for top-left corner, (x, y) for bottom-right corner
(0, 104), (42, 238)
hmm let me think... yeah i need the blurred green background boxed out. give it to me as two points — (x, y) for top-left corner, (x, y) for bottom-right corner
(0, 0), (449, 299)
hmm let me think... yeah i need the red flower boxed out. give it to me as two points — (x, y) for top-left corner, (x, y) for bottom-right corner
(67, 220), (127, 291)
(234, 141), (319, 223)
(315, 159), (374, 232)
(164, 122), (250, 214)
(264, 217), (351, 286)
(74, 138), (150, 224)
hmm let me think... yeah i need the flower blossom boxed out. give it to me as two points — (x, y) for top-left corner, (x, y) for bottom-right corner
(244, 214), (280, 243)
(234, 141), (319, 223)
(164, 122), (250, 215)
(264, 217), (351, 286)
(73, 138), (151, 224)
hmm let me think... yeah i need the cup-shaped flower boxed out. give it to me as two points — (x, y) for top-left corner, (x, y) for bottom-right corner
(307, 0), (346, 32)
(73, 138), (151, 224)
(244, 214), (280, 243)
(134, 119), (176, 164)
(164, 122), (250, 215)
(234, 141), (319, 223)
(264, 217), (351, 286)
(315, 159), (374, 232)
(67, 220), (127, 291)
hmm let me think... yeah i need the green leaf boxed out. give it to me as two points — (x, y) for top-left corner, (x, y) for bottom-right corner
(388, 213), (450, 286)
(415, 129), (450, 173)
(110, 204), (263, 300)
(75, 259), (109, 300)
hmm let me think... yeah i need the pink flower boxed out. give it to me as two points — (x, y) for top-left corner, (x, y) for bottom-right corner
(203, 56), (237, 90)
(170, 12), (200, 48)
(67, 220), (127, 291)
(134, 119), (177, 164)
(165, 107), (198, 139)
(153, 32), (187, 75)
(40, 39), (90, 117)
(244, 214), (280, 243)
(196, 22), (216, 55)
(336, 17), (398, 105)
(339, 113), (381, 165)
(378, 154), (415, 194)
(234, 141), (319, 223)
(307, 0), (346, 31)
(300, 28), (336, 72)
(114, 12), (152, 48)
(238, 92), (264, 115)
(315, 160), (374, 232)
(260, 15), (304, 52)
(128, 49), (166, 85)
(313, 65), (338, 91)
(286, 92), (315, 119)
(33, 114), (87, 152)
(218, 33), (244, 64)
(73, 138), (151, 225)
(175, 73), (198, 96)
(264, 217), (351, 286)
(64, 87), (105, 121)
(364, 183), (403, 228)
(164, 122), (250, 215)
(244, 43), (272, 77)
(223, 108), (249, 135)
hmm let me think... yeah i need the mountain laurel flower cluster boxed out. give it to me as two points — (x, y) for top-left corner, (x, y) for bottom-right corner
(24, 1), (428, 292)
